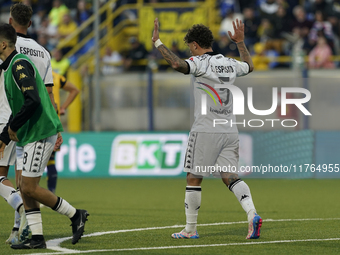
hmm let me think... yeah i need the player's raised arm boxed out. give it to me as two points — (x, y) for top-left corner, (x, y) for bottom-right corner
(228, 19), (254, 73)
(152, 18), (189, 74)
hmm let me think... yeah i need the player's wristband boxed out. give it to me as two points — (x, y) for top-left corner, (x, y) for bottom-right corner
(154, 39), (163, 48)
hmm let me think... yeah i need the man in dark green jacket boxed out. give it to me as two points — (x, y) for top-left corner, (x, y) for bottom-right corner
(0, 23), (89, 249)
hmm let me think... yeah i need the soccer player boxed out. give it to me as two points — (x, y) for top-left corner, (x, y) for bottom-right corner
(152, 18), (262, 239)
(0, 23), (89, 249)
(46, 71), (79, 194)
(2, 2), (60, 243)
(0, 70), (26, 245)
(9, 3), (58, 190)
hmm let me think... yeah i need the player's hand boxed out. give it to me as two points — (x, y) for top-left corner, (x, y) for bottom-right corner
(0, 140), (6, 159)
(59, 108), (66, 115)
(228, 19), (244, 43)
(8, 127), (19, 142)
(54, 132), (63, 151)
(152, 18), (160, 43)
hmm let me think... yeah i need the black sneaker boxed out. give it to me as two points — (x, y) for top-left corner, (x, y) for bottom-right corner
(10, 238), (46, 249)
(70, 209), (89, 244)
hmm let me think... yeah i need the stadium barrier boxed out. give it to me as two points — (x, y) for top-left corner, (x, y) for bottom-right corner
(7, 131), (339, 179)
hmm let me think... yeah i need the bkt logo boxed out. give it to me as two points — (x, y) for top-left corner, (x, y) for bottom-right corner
(109, 134), (187, 176)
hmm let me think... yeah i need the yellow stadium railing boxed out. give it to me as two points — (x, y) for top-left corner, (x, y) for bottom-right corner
(57, 0), (220, 72)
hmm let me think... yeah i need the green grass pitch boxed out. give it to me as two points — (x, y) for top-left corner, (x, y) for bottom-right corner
(1, 178), (340, 254)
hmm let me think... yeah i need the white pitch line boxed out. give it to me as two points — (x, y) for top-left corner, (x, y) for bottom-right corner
(27, 238), (340, 255)
(24, 217), (340, 255)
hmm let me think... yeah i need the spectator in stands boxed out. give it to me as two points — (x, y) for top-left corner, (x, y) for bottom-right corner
(243, 7), (260, 50)
(259, 0), (279, 20)
(76, 0), (92, 40)
(284, 6), (314, 55)
(37, 16), (59, 49)
(309, 10), (334, 47)
(38, 33), (54, 52)
(219, 9), (243, 36)
(51, 48), (71, 76)
(252, 42), (270, 70)
(102, 46), (123, 75)
(309, 35), (335, 69)
(257, 18), (274, 43)
(76, 1), (92, 25)
(58, 13), (78, 55)
(48, 0), (69, 27)
(123, 37), (149, 72)
(220, 0), (235, 19)
(292, 5), (313, 32)
(328, 14), (340, 54)
(213, 32), (238, 57)
(271, 5), (291, 40)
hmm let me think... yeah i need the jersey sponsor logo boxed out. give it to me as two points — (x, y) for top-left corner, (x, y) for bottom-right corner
(19, 47), (45, 58)
(19, 73), (28, 80)
(16, 64), (25, 71)
(196, 82), (223, 106)
(22, 86), (34, 92)
(209, 107), (231, 115)
(210, 65), (234, 73)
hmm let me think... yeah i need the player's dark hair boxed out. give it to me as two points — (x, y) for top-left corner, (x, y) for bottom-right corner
(0, 23), (17, 47)
(10, 3), (33, 27)
(184, 24), (214, 49)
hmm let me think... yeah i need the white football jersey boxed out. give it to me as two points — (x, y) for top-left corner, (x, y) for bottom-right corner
(0, 33), (53, 124)
(0, 71), (11, 123)
(16, 33), (53, 86)
(185, 52), (250, 133)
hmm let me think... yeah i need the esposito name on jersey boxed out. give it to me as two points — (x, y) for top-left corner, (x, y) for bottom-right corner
(18, 46), (45, 58)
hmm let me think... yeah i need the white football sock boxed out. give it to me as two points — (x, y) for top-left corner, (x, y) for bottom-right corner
(0, 177), (23, 211)
(185, 186), (201, 233)
(13, 211), (20, 229)
(13, 205), (24, 229)
(52, 197), (76, 218)
(26, 209), (43, 235)
(229, 180), (256, 222)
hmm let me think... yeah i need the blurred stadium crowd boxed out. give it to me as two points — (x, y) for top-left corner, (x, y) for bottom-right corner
(222, 0), (340, 70)
(0, 0), (339, 74)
